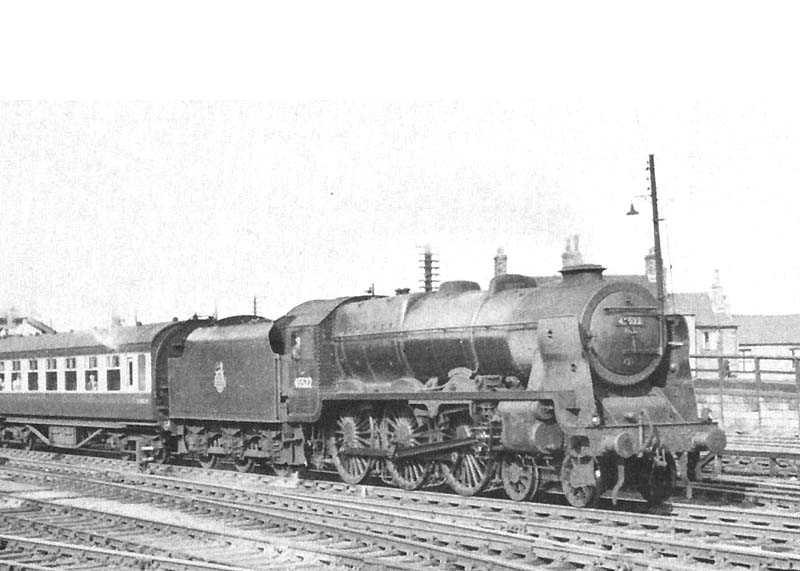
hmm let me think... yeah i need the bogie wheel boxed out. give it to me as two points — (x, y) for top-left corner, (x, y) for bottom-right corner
(440, 422), (495, 496)
(234, 457), (255, 473)
(23, 432), (37, 451)
(383, 407), (433, 491)
(560, 452), (600, 508)
(197, 453), (217, 469)
(233, 440), (259, 473)
(198, 436), (219, 469)
(501, 453), (540, 501)
(330, 411), (376, 484)
(272, 464), (292, 478)
(638, 449), (677, 505)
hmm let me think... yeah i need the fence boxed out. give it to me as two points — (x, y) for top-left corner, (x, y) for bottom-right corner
(690, 354), (800, 434)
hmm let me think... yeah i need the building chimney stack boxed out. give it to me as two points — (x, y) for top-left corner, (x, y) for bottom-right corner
(561, 234), (584, 268)
(494, 247), (508, 277)
(710, 269), (730, 316)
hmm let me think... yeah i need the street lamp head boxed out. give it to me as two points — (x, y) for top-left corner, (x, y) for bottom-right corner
(626, 203), (639, 216)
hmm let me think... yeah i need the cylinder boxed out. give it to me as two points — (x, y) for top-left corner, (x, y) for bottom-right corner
(497, 401), (564, 453)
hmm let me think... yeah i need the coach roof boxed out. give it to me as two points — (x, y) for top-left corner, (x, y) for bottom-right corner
(0, 322), (179, 358)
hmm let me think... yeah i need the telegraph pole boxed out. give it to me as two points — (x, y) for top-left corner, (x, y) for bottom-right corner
(648, 154), (665, 316)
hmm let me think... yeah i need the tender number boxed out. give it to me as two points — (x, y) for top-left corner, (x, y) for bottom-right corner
(294, 376), (313, 389)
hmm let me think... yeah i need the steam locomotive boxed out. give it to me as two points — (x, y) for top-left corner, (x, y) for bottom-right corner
(0, 264), (725, 507)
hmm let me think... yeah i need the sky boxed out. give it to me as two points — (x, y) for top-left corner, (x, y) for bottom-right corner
(2, 2), (800, 330)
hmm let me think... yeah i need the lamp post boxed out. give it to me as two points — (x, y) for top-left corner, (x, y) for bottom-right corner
(627, 154), (665, 317)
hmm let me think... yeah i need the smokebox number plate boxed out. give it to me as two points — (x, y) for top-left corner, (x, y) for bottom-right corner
(616, 316), (644, 327)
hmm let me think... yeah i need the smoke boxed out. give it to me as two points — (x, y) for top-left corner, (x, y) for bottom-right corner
(90, 325), (122, 351)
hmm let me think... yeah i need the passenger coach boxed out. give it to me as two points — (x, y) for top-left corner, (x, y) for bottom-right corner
(0, 319), (205, 456)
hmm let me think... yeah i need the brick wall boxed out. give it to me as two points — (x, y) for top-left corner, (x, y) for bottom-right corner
(696, 388), (800, 436)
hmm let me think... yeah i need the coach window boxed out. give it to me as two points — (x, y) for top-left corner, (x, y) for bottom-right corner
(84, 356), (98, 391)
(0, 361), (5, 391)
(28, 359), (39, 391)
(106, 355), (121, 391)
(11, 360), (22, 391)
(45, 358), (58, 391)
(65, 357), (77, 391)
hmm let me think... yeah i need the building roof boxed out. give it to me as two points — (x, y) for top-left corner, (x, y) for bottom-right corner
(734, 314), (800, 346)
(665, 292), (737, 327)
(0, 317), (56, 335)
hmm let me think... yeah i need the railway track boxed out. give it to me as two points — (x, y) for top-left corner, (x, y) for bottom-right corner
(0, 455), (660, 571)
(0, 534), (259, 571)
(0, 491), (336, 570)
(0, 452), (637, 571)
(1, 450), (799, 570)
(685, 474), (800, 510)
(716, 434), (800, 478)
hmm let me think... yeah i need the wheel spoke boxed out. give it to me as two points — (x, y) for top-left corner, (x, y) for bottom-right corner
(441, 421), (494, 497)
(332, 412), (375, 484)
(384, 407), (433, 491)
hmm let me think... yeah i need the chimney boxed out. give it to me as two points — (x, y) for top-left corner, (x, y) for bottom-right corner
(494, 247), (508, 277)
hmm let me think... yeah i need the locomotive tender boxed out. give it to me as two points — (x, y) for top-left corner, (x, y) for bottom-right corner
(0, 264), (725, 507)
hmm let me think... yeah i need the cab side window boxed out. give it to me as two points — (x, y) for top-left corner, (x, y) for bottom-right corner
(291, 333), (302, 360)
